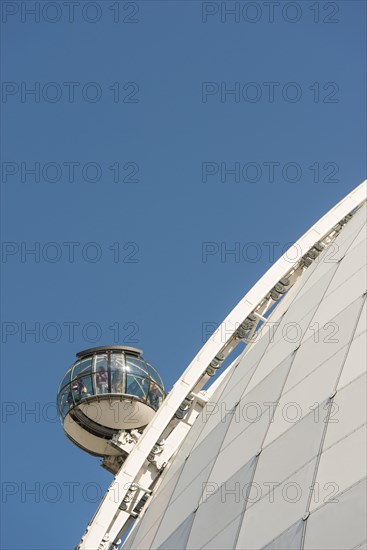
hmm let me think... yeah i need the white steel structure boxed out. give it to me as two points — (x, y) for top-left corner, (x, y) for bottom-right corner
(72, 181), (366, 550)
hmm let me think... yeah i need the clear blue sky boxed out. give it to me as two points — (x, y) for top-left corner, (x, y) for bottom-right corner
(1, 1), (366, 548)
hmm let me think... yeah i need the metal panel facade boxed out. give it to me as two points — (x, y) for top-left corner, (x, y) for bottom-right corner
(123, 204), (367, 550)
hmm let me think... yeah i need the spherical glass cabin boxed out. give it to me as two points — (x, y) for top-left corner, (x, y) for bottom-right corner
(57, 346), (166, 457)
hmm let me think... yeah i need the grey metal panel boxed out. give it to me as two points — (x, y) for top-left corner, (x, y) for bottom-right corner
(121, 524), (139, 550)
(230, 257), (338, 398)
(264, 251), (327, 325)
(167, 374), (234, 479)
(355, 299), (367, 335)
(157, 365), (239, 495)
(183, 407), (233, 468)
(152, 460), (214, 548)
(152, 415), (233, 548)
(236, 459), (317, 549)
(284, 208), (365, 307)
(292, 255), (337, 297)
(226, 353), (294, 447)
(348, 228), (367, 254)
(332, 204), (366, 246)
(245, 306), (317, 393)
(200, 518), (241, 550)
(293, 205), (365, 303)
(294, 214), (366, 302)
(156, 513), (195, 550)
(286, 296), (364, 392)
(294, 235), (361, 300)
(266, 346), (347, 443)
(156, 445), (191, 494)
(325, 240), (367, 298)
(262, 520), (304, 550)
(323, 372), (366, 450)
(280, 261), (338, 321)
(303, 478), (367, 550)
(149, 380), (234, 499)
(243, 259), (339, 394)
(326, 205), (366, 253)
(187, 457), (257, 549)
(258, 402), (328, 488)
(131, 463), (185, 550)
(190, 360), (249, 452)
(207, 353), (294, 485)
(193, 330), (275, 446)
(310, 425), (367, 511)
(337, 332), (367, 389)
(207, 405), (270, 488)
(304, 272), (365, 334)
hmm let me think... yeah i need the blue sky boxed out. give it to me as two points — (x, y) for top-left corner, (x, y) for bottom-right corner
(1, 1), (366, 548)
